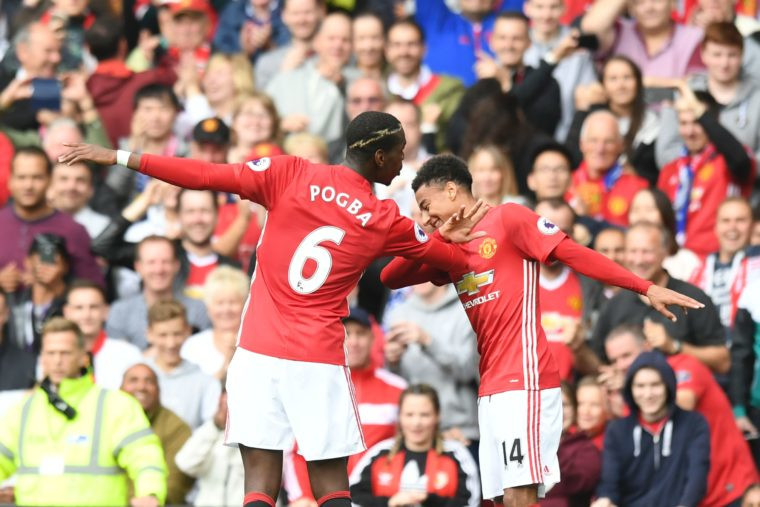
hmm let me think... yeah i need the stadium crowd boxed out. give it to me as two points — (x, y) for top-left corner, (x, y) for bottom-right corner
(1, 0), (760, 504)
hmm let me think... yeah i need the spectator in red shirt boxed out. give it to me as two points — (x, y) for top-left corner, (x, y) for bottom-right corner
(349, 384), (480, 507)
(284, 307), (407, 504)
(535, 199), (584, 381)
(605, 324), (759, 507)
(566, 110), (649, 227)
(657, 85), (754, 257)
(540, 382), (601, 507)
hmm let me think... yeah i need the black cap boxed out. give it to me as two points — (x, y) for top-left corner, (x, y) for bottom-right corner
(343, 307), (371, 328)
(192, 117), (230, 146)
(28, 233), (70, 263)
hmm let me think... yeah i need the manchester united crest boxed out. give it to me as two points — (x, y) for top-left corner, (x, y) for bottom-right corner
(479, 237), (498, 259)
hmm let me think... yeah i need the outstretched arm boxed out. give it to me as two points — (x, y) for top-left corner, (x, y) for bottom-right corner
(58, 143), (298, 209)
(59, 143), (248, 193)
(550, 237), (704, 321)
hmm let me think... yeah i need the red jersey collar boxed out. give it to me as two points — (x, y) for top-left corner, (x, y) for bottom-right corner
(90, 330), (107, 356)
(638, 413), (668, 435)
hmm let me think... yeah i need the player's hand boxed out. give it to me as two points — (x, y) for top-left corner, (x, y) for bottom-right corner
(590, 498), (616, 507)
(737, 416), (760, 438)
(439, 199), (490, 244)
(58, 143), (117, 166)
(645, 284), (704, 322)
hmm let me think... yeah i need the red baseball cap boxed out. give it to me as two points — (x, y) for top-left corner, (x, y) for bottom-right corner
(165, 0), (211, 17)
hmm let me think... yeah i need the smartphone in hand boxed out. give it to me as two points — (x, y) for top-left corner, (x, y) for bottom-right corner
(30, 78), (61, 112)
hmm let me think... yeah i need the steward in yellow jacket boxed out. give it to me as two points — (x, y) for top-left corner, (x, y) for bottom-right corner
(0, 318), (167, 506)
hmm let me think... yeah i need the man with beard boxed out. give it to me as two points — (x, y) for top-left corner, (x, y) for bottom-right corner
(0, 147), (103, 294)
(175, 189), (241, 300)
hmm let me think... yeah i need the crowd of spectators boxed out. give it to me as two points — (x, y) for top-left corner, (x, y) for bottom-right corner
(1, 0), (760, 504)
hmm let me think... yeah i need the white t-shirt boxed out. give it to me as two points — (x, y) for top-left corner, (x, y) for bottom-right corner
(181, 329), (225, 377)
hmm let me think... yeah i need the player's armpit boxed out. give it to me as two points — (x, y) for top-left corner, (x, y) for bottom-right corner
(380, 257), (449, 289)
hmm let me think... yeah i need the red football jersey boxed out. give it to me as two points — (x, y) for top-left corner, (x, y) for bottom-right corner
(668, 354), (758, 506)
(539, 266), (583, 381)
(184, 253), (219, 300)
(138, 154), (467, 365)
(566, 162), (649, 227)
(658, 149), (754, 256)
(448, 203), (565, 395)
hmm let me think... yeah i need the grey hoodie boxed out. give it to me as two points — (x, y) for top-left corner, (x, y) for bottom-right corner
(384, 286), (480, 439)
(656, 75), (760, 168)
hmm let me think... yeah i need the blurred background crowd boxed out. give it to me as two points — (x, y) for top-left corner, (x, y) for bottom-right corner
(1, 0), (760, 504)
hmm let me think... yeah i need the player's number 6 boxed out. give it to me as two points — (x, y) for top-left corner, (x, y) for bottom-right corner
(288, 226), (346, 294)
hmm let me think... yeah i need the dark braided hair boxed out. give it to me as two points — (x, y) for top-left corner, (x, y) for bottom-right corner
(345, 111), (404, 162)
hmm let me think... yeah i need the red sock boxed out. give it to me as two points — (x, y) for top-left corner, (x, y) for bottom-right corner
(317, 490), (351, 506)
(243, 491), (275, 507)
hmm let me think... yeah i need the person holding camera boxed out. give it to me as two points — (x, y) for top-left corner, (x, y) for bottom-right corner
(7, 233), (71, 355)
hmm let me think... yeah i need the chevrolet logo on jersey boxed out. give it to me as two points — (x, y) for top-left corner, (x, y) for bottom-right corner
(456, 270), (495, 296)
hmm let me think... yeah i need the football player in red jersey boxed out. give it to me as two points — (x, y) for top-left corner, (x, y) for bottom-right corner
(58, 113), (487, 507)
(381, 154), (704, 507)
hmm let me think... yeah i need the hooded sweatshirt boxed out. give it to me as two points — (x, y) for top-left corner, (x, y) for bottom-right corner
(86, 60), (176, 147)
(384, 285), (480, 440)
(596, 351), (711, 507)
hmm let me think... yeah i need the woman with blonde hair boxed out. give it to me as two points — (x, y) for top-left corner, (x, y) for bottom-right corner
(177, 53), (257, 138)
(228, 91), (284, 163)
(181, 266), (250, 378)
(350, 384), (481, 507)
(467, 145), (528, 207)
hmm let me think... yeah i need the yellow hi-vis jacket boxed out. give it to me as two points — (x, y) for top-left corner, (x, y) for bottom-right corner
(0, 374), (168, 506)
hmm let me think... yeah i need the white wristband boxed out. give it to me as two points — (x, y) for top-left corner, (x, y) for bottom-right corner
(116, 150), (131, 166)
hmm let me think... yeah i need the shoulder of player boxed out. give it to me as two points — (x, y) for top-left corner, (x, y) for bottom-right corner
(373, 368), (408, 391)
